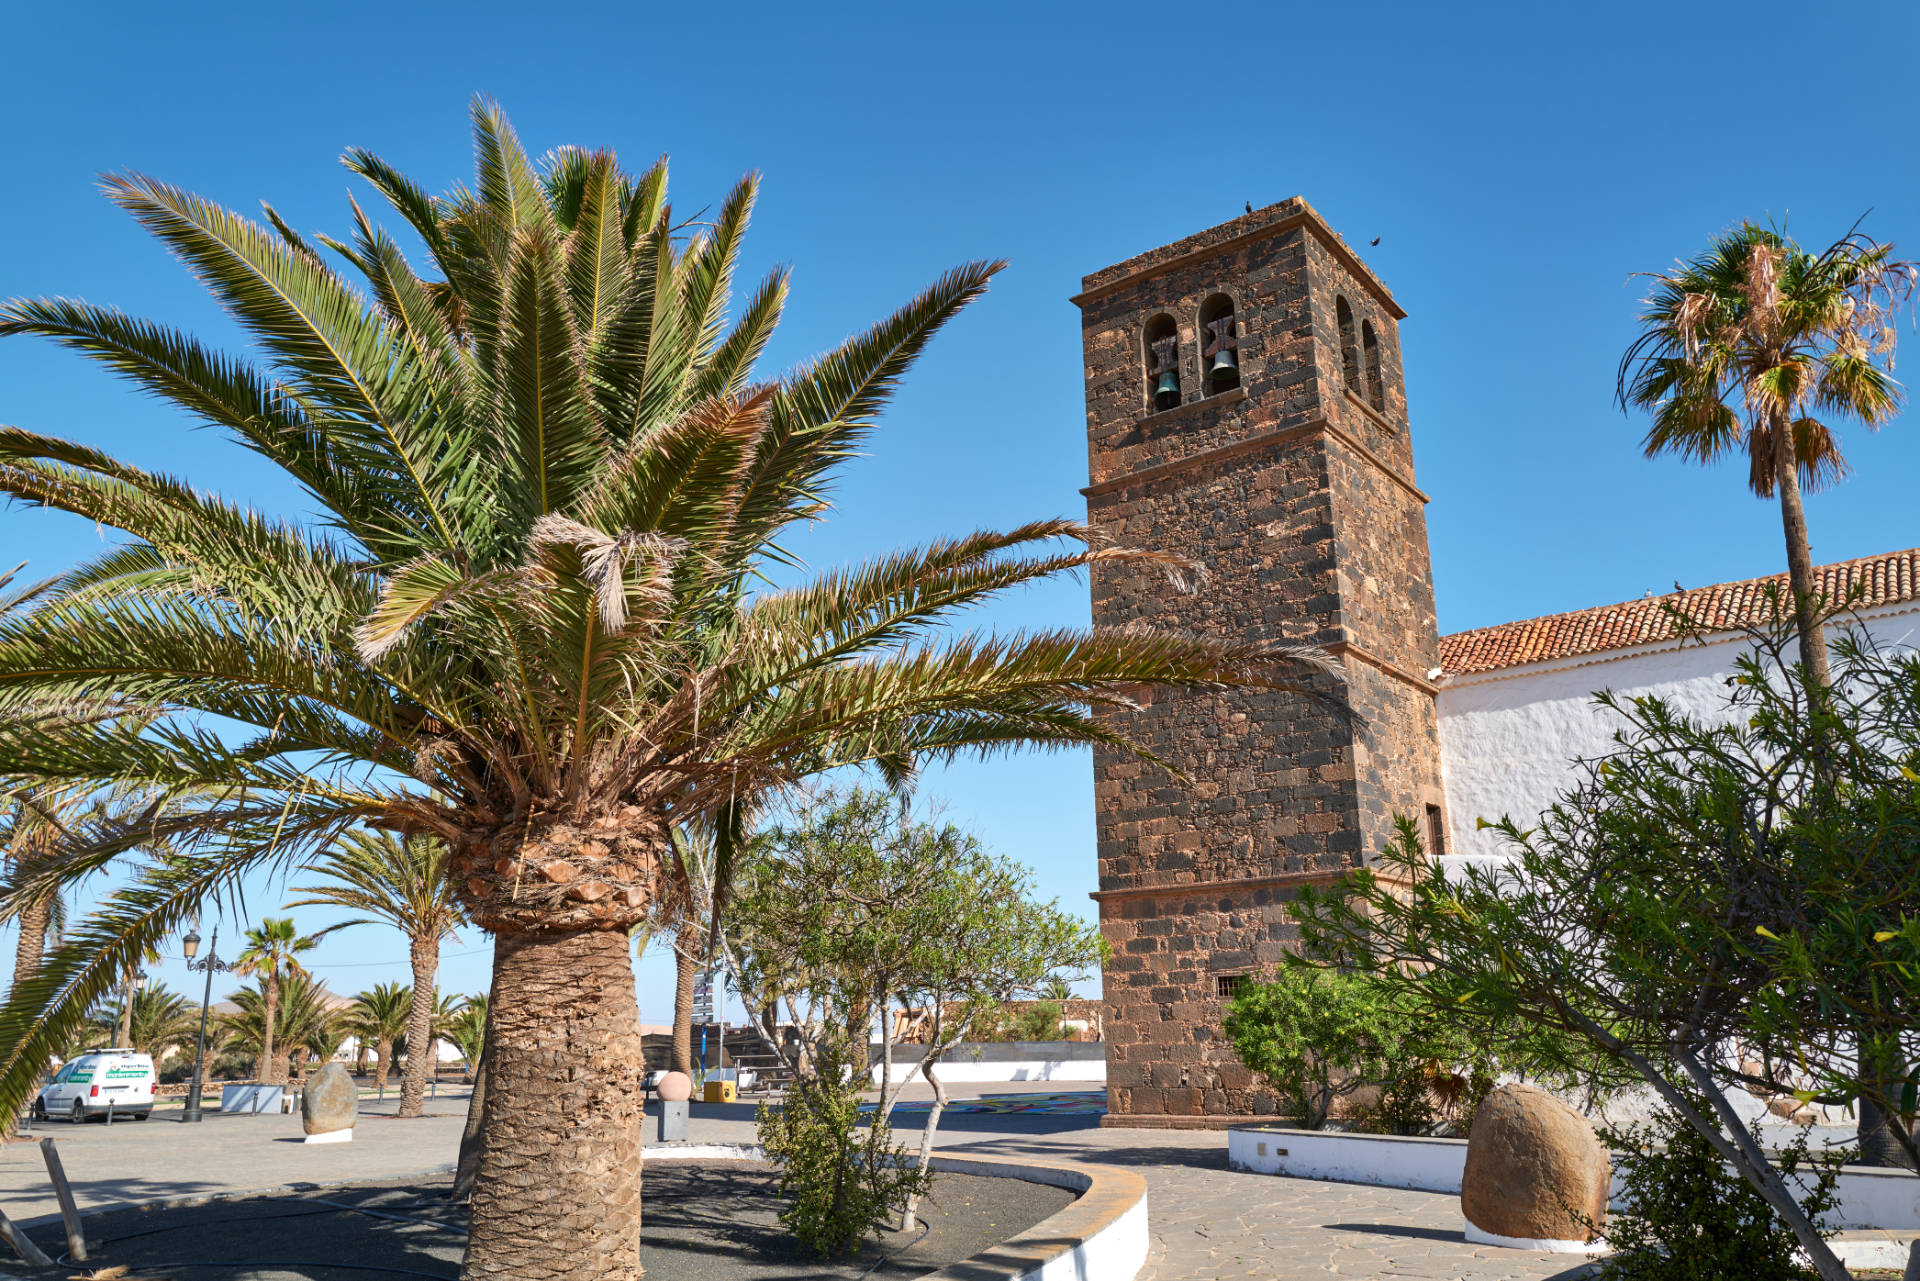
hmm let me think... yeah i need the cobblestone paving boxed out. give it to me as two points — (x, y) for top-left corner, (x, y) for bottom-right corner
(938, 1128), (1599, 1281)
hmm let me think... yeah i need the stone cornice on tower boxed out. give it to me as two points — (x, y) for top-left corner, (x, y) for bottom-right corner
(1071, 197), (1405, 319)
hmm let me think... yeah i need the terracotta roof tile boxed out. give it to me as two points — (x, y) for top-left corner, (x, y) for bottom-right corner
(1438, 547), (1920, 677)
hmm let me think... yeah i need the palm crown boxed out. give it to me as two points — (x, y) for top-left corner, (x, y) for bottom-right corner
(1619, 222), (1912, 497)
(1617, 221), (1913, 684)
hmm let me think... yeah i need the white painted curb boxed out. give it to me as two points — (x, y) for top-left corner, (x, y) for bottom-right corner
(1463, 1221), (1603, 1254)
(647, 1142), (1151, 1280)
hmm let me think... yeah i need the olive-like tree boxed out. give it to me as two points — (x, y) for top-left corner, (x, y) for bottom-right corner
(289, 831), (464, 1116)
(0, 101), (1333, 1278)
(1618, 222), (1913, 686)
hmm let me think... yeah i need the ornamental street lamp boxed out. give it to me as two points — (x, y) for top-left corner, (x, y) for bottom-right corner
(180, 925), (233, 1124)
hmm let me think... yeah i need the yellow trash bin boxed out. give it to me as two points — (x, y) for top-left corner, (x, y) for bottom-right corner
(702, 1079), (738, 1104)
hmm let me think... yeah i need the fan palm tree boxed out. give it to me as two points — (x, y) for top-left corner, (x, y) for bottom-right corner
(1618, 222), (1914, 686)
(288, 831), (463, 1117)
(345, 981), (412, 1093)
(234, 919), (317, 1084)
(0, 101), (1334, 1278)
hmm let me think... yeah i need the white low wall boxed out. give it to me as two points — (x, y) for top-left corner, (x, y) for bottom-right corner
(1228, 1127), (1920, 1231)
(872, 1058), (1106, 1085)
(1228, 1128), (1468, 1193)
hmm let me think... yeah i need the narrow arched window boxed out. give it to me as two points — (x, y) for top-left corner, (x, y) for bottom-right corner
(1143, 313), (1181, 412)
(1335, 296), (1361, 389)
(1197, 294), (1240, 396)
(1362, 320), (1386, 412)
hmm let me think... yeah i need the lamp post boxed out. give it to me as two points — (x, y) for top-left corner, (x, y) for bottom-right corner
(181, 925), (232, 1123)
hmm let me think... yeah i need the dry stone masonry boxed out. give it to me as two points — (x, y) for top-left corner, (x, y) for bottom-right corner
(1078, 200), (1448, 1126)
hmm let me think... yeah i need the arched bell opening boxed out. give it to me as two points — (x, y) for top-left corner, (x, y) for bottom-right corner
(1335, 295), (1361, 390)
(1198, 294), (1240, 396)
(1142, 313), (1181, 412)
(1362, 319), (1386, 413)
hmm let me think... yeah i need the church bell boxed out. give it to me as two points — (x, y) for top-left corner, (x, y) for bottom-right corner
(1209, 346), (1240, 391)
(1153, 369), (1180, 411)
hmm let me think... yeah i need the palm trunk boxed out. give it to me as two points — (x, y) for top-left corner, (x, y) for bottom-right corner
(1772, 409), (1831, 689)
(115, 971), (137, 1048)
(12, 897), (48, 991)
(463, 929), (646, 1280)
(6, 895), (50, 1138)
(454, 1031), (490, 1202)
(259, 974), (279, 1085)
(374, 1039), (393, 1093)
(671, 927), (698, 1076)
(399, 935), (440, 1118)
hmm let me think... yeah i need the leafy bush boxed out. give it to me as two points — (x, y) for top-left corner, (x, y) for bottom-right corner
(1224, 966), (1499, 1133)
(1598, 1102), (1840, 1281)
(756, 1037), (932, 1258)
(969, 1000), (1070, 1043)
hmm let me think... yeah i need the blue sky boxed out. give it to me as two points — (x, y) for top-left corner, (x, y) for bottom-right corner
(3, 0), (1916, 1025)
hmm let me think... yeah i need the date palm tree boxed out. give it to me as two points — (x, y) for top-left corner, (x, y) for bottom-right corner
(1618, 222), (1914, 685)
(289, 831), (463, 1116)
(222, 969), (337, 1083)
(0, 101), (1334, 1278)
(234, 919), (317, 1084)
(85, 981), (198, 1061)
(445, 992), (487, 1073)
(345, 981), (411, 1093)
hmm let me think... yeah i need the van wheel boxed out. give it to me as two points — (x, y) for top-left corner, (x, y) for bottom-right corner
(132, 1110), (151, 1121)
(70, 1100), (85, 1124)
(31, 1099), (45, 1121)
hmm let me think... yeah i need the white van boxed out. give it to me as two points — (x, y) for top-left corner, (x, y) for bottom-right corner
(35, 1050), (156, 1122)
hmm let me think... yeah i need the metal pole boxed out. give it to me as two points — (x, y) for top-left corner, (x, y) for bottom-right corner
(183, 925), (217, 1123)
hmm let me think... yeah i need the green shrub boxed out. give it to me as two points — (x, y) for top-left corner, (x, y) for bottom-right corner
(969, 1000), (1069, 1043)
(1598, 1103), (1840, 1281)
(1223, 966), (1480, 1131)
(756, 1037), (931, 1258)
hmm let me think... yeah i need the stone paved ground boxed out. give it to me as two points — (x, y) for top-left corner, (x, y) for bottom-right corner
(0, 1081), (1598, 1279)
(654, 1088), (1597, 1280)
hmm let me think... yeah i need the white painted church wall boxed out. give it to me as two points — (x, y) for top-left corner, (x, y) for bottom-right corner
(1435, 602), (1920, 863)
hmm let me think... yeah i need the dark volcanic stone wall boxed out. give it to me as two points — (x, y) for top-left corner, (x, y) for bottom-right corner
(1078, 200), (1447, 1126)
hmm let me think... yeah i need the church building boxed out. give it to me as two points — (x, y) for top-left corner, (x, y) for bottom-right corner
(1077, 200), (1920, 1127)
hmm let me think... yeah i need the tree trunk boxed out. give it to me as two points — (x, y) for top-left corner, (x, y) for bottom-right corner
(115, 971), (137, 1048)
(454, 1050), (488, 1202)
(6, 894), (50, 1138)
(10, 894), (48, 990)
(902, 1056), (948, 1231)
(463, 929), (646, 1281)
(374, 1039), (393, 1093)
(671, 927), (698, 1076)
(1771, 409), (1831, 689)
(399, 934), (440, 1119)
(259, 974), (279, 1085)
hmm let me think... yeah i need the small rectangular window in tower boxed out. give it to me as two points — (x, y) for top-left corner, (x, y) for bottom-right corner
(1425, 804), (1447, 857)
(1214, 974), (1245, 1000)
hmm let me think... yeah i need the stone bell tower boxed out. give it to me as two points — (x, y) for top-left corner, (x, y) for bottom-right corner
(1077, 200), (1447, 1126)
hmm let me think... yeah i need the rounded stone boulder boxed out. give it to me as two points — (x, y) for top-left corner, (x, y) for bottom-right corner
(1461, 1083), (1610, 1244)
(301, 1062), (358, 1136)
(657, 1070), (693, 1103)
